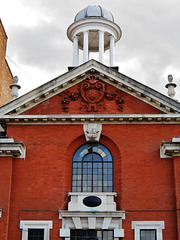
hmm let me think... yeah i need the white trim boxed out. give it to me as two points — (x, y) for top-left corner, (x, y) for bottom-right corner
(1, 114), (180, 125)
(20, 220), (53, 240)
(132, 221), (164, 240)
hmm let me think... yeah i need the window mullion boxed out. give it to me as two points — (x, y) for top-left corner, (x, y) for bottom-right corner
(92, 161), (93, 192)
(81, 161), (83, 192)
(102, 161), (104, 192)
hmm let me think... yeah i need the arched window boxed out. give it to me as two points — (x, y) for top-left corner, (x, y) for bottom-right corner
(72, 143), (113, 192)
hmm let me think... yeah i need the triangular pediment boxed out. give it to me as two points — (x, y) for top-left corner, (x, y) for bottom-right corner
(22, 77), (163, 115)
(0, 60), (179, 116)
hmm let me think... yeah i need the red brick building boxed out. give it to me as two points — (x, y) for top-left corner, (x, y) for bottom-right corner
(0, 5), (180, 240)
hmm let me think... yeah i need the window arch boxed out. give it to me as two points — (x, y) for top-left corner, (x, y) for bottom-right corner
(72, 143), (113, 192)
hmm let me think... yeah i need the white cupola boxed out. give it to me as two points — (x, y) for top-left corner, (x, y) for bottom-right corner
(67, 5), (122, 67)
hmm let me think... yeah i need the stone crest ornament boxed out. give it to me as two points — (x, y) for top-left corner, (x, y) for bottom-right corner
(83, 123), (102, 142)
(80, 76), (106, 112)
(60, 76), (124, 112)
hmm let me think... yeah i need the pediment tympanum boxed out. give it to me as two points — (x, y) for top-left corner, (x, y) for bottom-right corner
(22, 76), (163, 115)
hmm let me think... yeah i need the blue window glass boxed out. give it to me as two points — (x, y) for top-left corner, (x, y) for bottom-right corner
(72, 143), (113, 192)
(140, 230), (156, 240)
(28, 229), (44, 240)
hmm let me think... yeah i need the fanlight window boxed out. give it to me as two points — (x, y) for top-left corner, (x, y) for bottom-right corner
(72, 143), (113, 192)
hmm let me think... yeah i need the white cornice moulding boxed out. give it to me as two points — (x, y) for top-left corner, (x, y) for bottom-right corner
(0, 114), (180, 125)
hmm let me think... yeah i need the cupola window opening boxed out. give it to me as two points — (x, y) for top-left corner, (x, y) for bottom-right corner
(72, 143), (113, 192)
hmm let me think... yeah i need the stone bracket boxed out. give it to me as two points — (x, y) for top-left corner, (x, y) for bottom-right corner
(0, 138), (26, 159)
(83, 123), (102, 142)
(160, 137), (180, 158)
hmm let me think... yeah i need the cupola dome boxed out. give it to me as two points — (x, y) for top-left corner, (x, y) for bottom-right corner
(74, 5), (114, 22)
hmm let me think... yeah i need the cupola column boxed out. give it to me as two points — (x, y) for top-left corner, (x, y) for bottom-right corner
(99, 30), (104, 63)
(110, 35), (115, 66)
(73, 36), (79, 66)
(83, 31), (89, 63)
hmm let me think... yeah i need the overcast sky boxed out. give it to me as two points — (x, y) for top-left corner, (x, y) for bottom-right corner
(0, 0), (180, 100)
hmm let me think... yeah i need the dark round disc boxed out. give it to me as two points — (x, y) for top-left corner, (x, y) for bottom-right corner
(83, 196), (102, 207)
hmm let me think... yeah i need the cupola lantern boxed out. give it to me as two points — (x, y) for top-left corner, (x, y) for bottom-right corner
(67, 5), (122, 67)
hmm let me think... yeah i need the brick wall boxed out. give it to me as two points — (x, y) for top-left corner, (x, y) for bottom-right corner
(1, 123), (178, 239)
(0, 157), (13, 240)
(0, 20), (13, 106)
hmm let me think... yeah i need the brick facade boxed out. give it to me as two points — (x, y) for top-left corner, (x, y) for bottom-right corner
(0, 27), (179, 239)
(0, 20), (13, 106)
(0, 90), (179, 239)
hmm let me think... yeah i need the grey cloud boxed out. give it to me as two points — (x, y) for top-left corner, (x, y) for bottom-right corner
(3, 0), (180, 98)
(8, 23), (72, 72)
